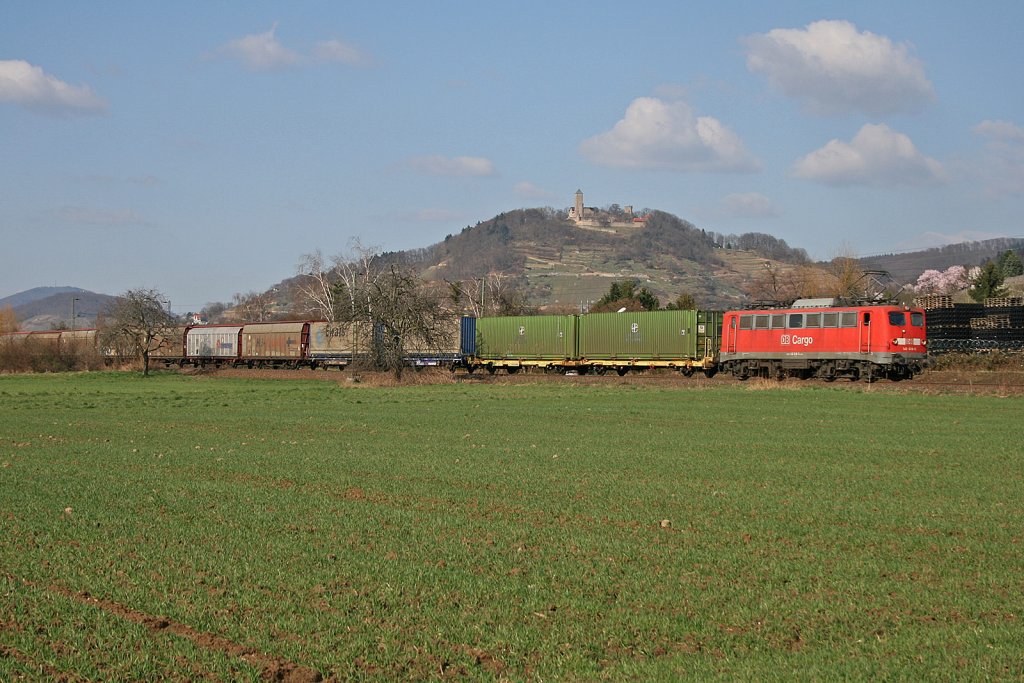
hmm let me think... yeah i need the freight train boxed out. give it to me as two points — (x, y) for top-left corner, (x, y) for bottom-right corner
(0, 300), (930, 381)
(460, 300), (927, 382)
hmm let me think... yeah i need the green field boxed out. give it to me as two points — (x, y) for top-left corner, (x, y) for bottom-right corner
(2, 373), (1022, 680)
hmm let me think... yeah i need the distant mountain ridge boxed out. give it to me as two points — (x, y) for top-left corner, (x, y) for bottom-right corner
(2, 289), (115, 331)
(0, 286), (88, 310)
(859, 237), (1024, 284)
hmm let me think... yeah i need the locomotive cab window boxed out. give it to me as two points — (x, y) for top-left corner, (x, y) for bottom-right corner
(788, 314), (803, 329)
(888, 311), (906, 326)
(863, 312), (871, 325)
(911, 312), (924, 326)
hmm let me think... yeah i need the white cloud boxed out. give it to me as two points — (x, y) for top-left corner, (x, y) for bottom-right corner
(513, 181), (556, 200)
(745, 20), (935, 116)
(0, 60), (106, 116)
(215, 25), (371, 71)
(720, 192), (780, 218)
(793, 123), (946, 186)
(971, 119), (1024, 197)
(313, 39), (371, 66)
(57, 206), (151, 227)
(217, 24), (301, 71)
(407, 155), (497, 177)
(580, 97), (760, 172)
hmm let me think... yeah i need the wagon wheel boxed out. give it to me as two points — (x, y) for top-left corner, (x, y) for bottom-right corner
(506, 366), (519, 375)
(681, 367), (694, 377)
(616, 368), (628, 377)
(486, 365), (497, 375)
(594, 367), (607, 376)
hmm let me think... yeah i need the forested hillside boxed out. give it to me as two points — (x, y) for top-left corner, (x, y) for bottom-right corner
(375, 208), (810, 310)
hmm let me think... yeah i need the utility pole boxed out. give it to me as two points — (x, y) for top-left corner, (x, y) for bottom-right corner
(71, 297), (80, 331)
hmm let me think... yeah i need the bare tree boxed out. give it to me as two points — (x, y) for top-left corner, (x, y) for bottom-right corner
(448, 272), (532, 317)
(296, 249), (339, 321)
(230, 291), (276, 322)
(99, 288), (176, 376)
(330, 247), (453, 379)
(333, 238), (380, 323)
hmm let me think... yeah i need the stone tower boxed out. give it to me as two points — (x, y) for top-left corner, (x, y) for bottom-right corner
(574, 189), (584, 222)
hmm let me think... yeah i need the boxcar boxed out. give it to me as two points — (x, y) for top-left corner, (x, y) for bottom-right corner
(149, 327), (187, 365)
(185, 325), (243, 366)
(240, 322), (309, 368)
(720, 302), (927, 381)
(307, 321), (370, 368)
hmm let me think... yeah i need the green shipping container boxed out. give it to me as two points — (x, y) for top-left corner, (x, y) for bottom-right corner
(475, 315), (577, 360)
(578, 310), (702, 360)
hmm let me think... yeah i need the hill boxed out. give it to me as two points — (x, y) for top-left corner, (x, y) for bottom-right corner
(380, 208), (811, 310)
(0, 286), (89, 310)
(5, 290), (116, 331)
(859, 238), (1024, 285)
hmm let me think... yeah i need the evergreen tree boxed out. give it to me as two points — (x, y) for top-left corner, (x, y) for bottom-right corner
(593, 280), (660, 312)
(969, 261), (1009, 302)
(998, 250), (1023, 278)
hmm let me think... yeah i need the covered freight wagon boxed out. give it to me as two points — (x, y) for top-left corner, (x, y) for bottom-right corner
(185, 325), (242, 365)
(307, 321), (370, 368)
(379, 318), (461, 367)
(149, 327), (187, 365)
(240, 322), (309, 367)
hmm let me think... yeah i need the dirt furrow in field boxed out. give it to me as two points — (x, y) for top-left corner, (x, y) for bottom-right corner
(3, 572), (326, 682)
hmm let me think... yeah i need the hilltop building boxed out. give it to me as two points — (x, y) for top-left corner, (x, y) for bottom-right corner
(568, 189), (646, 231)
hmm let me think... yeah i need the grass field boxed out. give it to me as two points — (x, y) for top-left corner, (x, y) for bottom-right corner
(1, 372), (1022, 680)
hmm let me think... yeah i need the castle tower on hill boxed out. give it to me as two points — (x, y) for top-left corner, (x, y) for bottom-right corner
(569, 189), (640, 229)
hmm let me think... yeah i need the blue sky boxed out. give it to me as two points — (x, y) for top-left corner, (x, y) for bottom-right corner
(2, 1), (1022, 312)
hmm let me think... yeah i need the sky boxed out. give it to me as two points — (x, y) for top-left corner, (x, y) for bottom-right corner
(2, 1), (1023, 313)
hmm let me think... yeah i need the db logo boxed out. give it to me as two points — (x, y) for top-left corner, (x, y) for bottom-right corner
(782, 334), (814, 347)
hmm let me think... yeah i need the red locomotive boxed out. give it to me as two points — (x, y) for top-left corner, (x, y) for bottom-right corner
(719, 299), (927, 382)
